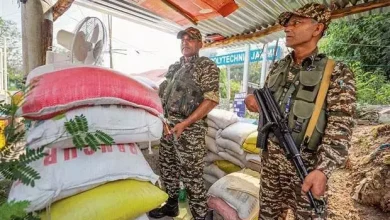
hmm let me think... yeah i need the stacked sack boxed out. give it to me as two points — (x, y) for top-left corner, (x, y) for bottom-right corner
(207, 169), (260, 220)
(242, 132), (262, 173)
(216, 122), (257, 169)
(8, 64), (168, 219)
(203, 109), (239, 187)
(203, 109), (258, 187)
(204, 110), (262, 219)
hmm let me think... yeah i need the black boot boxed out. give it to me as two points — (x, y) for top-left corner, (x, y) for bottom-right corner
(148, 197), (179, 218)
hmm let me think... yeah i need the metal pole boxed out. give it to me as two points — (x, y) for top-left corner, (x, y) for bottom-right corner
(227, 66), (231, 101)
(3, 38), (7, 103)
(271, 39), (279, 66)
(242, 44), (250, 93)
(260, 44), (269, 88)
(108, 14), (113, 68)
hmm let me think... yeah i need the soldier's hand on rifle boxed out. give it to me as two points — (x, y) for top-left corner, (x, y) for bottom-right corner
(244, 94), (260, 112)
(301, 170), (327, 199)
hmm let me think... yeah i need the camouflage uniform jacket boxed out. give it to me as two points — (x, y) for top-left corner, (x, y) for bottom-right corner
(159, 54), (220, 121)
(266, 49), (356, 178)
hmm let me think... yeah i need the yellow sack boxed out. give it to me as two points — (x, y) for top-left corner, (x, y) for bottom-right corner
(12, 91), (24, 106)
(214, 160), (241, 174)
(0, 120), (7, 150)
(40, 180), (168, 220)
(242, 143), (260, 154)
(244, 132), (258, 145)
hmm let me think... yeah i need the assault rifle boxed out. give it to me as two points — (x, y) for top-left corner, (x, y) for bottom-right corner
(253, 86), (325, 215)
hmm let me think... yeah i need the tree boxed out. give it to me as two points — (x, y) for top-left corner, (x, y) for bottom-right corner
(351, 62), (390, 105)
(0, 17), (24, 91)
(320, 13), (390, 79)
(8, 69), (24, 91)
(319, 13), (390, 105)
(219, 62), (262, 102)
(219, 68), (227, 98)
(219, 67), (244, 101)
(0, 18), (22, 69)
(227, 62), (261, 84)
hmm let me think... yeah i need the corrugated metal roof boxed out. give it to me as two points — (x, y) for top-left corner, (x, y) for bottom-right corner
(198, 0), (390, 48)
(75, 0), (390, 49)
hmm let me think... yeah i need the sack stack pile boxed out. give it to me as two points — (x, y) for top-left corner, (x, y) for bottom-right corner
(8, 65), (168, 219)
(207, 169), (260, 220)
(204, 109), (260, 188)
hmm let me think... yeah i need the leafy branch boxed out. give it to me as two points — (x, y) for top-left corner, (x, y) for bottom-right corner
(0, 84), (46, 187)
(64, 115), (114, 151)
(0, 84), (115, 219)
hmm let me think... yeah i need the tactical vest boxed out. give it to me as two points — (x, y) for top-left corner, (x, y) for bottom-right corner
(266, 55), (328, 151)
(162, 57), (207, 118)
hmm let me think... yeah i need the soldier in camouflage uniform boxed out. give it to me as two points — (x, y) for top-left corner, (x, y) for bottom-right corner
(245, 3), (356, 219)
(149, 27), (220, 220)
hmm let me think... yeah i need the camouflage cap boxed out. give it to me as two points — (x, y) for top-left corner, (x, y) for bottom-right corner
(278, 3), (331, 29)
(177, 27), (202, 41)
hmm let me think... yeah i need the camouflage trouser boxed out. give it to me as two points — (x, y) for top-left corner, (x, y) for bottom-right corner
(159, 118), (208, 219)
(259, 141), (326, 220)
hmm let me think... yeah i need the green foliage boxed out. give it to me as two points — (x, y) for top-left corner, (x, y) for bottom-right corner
(248, 62), (261, 84)
(94, 130), (115, 145)
(320, 13), (390, 105)
(0, 86), (47, 187)
(351, 62), (390, 105)
(219, 68), (227, 98)
(225, 63), (261, 84)
(64, 115), (114, 151)
(324, 13), (390, 72)
(0, 147), (46, 187)
(8, 69), (25, 91)
(0, 201), (39, 220)
(230, 80), (241, 101)
(320, 12), (390, 77)
(219, 68), (246, 101)
(0, 201), (29, 219)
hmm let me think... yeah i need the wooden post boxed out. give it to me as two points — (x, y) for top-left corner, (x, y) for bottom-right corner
(21, 0), (75, 76)
(21, 0), (53, 76)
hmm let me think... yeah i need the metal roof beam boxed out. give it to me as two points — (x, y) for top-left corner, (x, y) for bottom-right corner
(75, 0), (181, 34)
(204, 0), (390, 48)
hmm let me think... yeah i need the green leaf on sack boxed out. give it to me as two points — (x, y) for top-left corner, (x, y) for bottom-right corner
(85, 133), (100, 151)
(52, 114), (65, 121)
(64, 119), (77, 135)
(75, 115), (88, 133)
(95, 130), (115, 145)
(72, 134), (87, 150)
